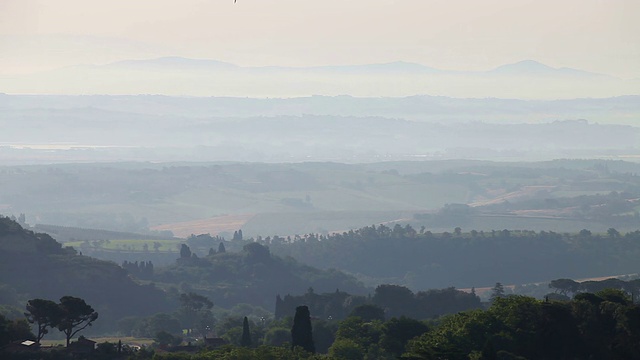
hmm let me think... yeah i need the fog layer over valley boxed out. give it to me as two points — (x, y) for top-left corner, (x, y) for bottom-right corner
(1, 94), (639, 164)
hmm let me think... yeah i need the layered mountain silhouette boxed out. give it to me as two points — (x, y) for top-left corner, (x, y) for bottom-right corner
(1, 57), (635, 98)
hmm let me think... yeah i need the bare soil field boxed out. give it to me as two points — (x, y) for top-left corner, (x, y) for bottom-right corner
(469, 186), (556, 207)
(151, 214), (255, 238)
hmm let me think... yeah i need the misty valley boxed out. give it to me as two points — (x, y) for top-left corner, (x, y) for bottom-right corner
(3, 140), (640, 359)
(2, 2), (640, 357)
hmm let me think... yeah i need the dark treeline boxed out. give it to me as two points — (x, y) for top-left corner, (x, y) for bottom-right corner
(4, 213), (640, 359)
(121, 261), (155, 280)
(549, 277), (640, 299)
(262, 224), (640, 289)
(406, 290), (640, 360)
(275, 285), (481, 322)
(11, 289), (632, 360)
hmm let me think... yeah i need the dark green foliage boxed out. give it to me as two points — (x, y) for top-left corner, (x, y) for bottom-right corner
(406, 291), (640, 360)
(266, 223), (640, 289)
(311, 320), (337, 354)
(187, 233), (224, 249)
(177, 293), (213, 336)
(370, 285), (482, 320)
(153, 344), (324, 359)
(329, 338), (364, 360)
(490, 282), (505, 302)
(0, 314), (35, 347)
(155, 330), (183, 347)
(241, 316), (252, 347)
(243, 242), (271, 264)
(154, 244), (365, 310)
(277, 286), (480, 326)
(179, 292), (213, 311)
(263, 327), (290, 346)
(179, 244), (192, 258)
(349, 304), (385, 322)
(379, 316), (428, 356)
(373, 284), (414, 318)
(118, 313), (182, 338)
(333, 317), (384, 356)
(549, 278), (580, 296)
(291, 306), (315, 353)
(24, 298), (62, 344)
(57, 296), (99, 346)
(0, 217), (172, 334)
(276, 289), (360, 321)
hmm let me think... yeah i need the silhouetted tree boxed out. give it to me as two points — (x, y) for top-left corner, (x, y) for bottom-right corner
(178, 292), (213, 335)
(180, 244), (192, 258)
(490, 282), (505, 302)
(24, 299), (62, 344)
(291, 305), (315, 353)
(57, 296), (99, 346)
(218, 242), (226, 253)
(241, 316), (252, 347)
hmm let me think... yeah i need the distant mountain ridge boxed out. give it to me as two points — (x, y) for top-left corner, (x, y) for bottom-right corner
(2, 57), (635, 99)
(490, 60), (610, 78)
(102, 57), (608, 77)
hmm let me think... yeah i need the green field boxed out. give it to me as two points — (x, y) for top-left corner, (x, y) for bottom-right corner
(64, 239), (182, 252)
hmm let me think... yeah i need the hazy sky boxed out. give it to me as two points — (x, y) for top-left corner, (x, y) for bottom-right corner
(1, 0), (639, 78)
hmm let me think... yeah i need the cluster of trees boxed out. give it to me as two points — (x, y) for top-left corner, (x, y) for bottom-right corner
(128, 289), (640, 360)
(0, 313), (33, 348)
(276, 285), (480, 321)
(117, 292), (215, 341)
(549, 277), (640, 299)
(406, 290), (640, 359)
(24, 296), (98, 346)
(186, 234), (226, 249)
(0, 217), (173, 334)
(153, 242), (366, 309)
(121, 260), (155, 279)
(264, 223), (640, 289)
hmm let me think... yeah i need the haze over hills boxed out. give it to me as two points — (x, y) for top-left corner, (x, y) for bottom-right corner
(2, 57), (636, 98)
(2, 93), (639, 124)
(1, 92), (639, 164)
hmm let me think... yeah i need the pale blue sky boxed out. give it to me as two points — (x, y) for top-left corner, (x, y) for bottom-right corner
(0, 0), (638, 78)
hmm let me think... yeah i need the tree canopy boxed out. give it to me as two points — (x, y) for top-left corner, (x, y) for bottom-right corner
(57, 296), (99, 346)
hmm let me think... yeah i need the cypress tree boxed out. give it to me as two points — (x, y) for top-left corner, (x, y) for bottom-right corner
(291, 305), (315, 353)
(241, 316), (252, 347)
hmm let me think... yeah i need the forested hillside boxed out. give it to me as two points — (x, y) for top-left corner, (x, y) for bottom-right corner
(265, 224), (640, 289)
(0, 217), (173, 331)
(152, 242), (367, 310)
